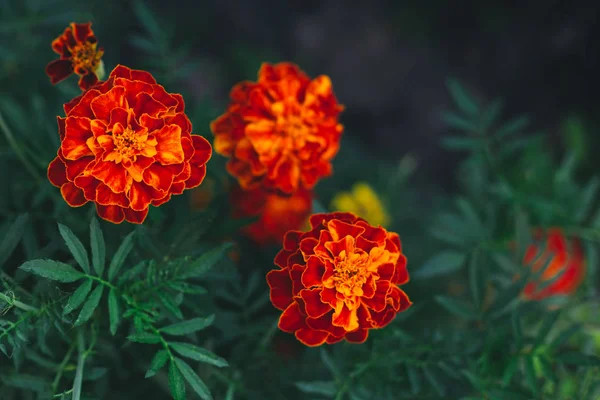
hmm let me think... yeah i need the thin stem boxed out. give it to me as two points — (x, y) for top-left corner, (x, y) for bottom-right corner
(0, 111), (41, 182)
(0, 292), (38, 312)
(72, 330), (86, 400)
(51, 341), (77, 395)
(86, 275), (117, 290)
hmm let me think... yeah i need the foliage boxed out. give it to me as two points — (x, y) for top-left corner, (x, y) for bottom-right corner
(1, 0), (599, 399)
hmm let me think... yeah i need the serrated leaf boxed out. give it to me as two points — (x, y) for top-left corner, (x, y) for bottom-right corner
(127, 332), (162, 344)
(180, 243), (233, 279)
(74, 285), (104, 327)
(108, 231), (135, 281)
(555, 352), (600, 366)
(175, 357), (213, 400)
(168, 360), (186, 400)
(446, 78), (479, 116)
(89, 218), (106, 277)
(160, 316), (214, 336)
(413, 251), (466, 279)
(63, 279), (93, 315)
(58, 223), (90, 274)
(0, 213), (28, 268)
(145, 350), (169, 378)
(434, 296), (478, 320)
(108, 289), (120, 335)
(295, 381), (337, 396)
(158, 292), (183, 319)
(170, 342), (228, 368)
(20, 259), (84, 283)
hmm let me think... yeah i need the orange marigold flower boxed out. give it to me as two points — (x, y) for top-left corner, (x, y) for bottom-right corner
(211, 62), (344, 194)
(45, 22), (105, 91)
(266, 212), (411, 346)
(47, 65), (212, 224)
(231, 184), (312, 246)
(521, 228), (586, 301)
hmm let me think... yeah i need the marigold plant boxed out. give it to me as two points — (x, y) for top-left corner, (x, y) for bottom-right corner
(45, 22), (105, 90)
(47, 65), (212, 224)
(267, 212), (411, 346)
(211, 62), (344, 194)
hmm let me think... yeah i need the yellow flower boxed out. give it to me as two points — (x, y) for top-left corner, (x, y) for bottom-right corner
(329, 182), (390, 227)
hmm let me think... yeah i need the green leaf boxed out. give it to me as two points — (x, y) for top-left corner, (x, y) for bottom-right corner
(481, 98), (504, 129)
(555, 352), (600, 366)
(58, 223), (90, 274)
(295, 381), (337, 396)
(180, 243), (233, 279)
(524, 356), (538, 395)
(406, 365), (421, 394)
(89, 218), (106, 277)
(127, 332), (162, 344)
(441, 111), (478, 133)
(160, 316), (215, 336)
(576, 177), (600, 224)
(434, 296), (478, 320)
(108, 289), (120, 336)
(166, 281), (207, 295)
(533, 311), (560, 349)
(108, 231), (135, 281)
(555, 151), (578, 183)
(20, 259), (84, 283)
(0, 213), (28, 268)
(158, 292), (183, 319)
(495, 115), (530, 139)
(145, 350), (169, 378)
(514, 210), (531, 260)
(440, 136), (477, 151)
(174, 357), (212, 400)
(168, 360), (186, 400)
(468, 249), (483, 308)
(320, 348), (341, 379)
(550, 324), (581, 348)
(169, 342), (228, 368)
(423, 367), (445, 396)
(502, 357), (519, 387)
(74, 285), (104, 327)
(63, 279), (93, 315)
(413, 251), (466, 279)
(511, 310), (523, 349)
(446, 78), (479, 116)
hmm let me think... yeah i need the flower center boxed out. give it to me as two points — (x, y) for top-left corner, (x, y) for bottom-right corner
(70, 41), (102, 74)
(113, 127), (146, 159)
(333, 250), (369, 295)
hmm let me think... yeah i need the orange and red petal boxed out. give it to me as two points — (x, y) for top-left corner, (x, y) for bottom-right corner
(90, 86), (127, 121)
(345, 329), (369, 344)
(278, 302), (307, 333)
(67, 89), (101, 118)
(61, 182), (87, 207)
(361, 281), (390, 312)
(71, 22), (93, 42)
(48, 157), (67, 187)
(301, 256), (325, 287)
(64, 156), (94, 180)
(154, 125), (184, 165)
(91, 160), (128, 193)
(306, 310), (346, 337)
(143, 163), (175, 192)
(62, 117), (93, 160)
(124, 207), (149, 224)
(295, 328), (329, 347)
(393, 255), (409, 285)
(266, 268), (294, 311)
(96, 204), (125, 224)
(46, 59), (74, 84)
(300, 288), (331, 318)
(95, 183), (128, 207)
(191, 135), (213, 165)
(133, 92), (167, 118)
(74, 175), (100, 201)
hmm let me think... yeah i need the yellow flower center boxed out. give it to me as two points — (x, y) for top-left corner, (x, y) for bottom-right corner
(333, 249), (369, 297)
(70, 42), (102, 74)
(114, 127), (146, 158)
(272, 101), (312, 144)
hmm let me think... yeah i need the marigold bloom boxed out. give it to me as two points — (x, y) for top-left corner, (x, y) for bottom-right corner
(231, 184), (312, 246)
(47, 65), (212, 224)
(330, 182), (391, 227)
(45, 22), (105, 91)
(521, 228), (585, 300)
(211, 62), (344, 194)
(266, 212), (411, 346)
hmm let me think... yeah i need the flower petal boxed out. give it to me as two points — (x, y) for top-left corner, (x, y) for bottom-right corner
(91, 160), (128, 193)
(95, 183), (128, 207)
(278, 302), (306, 333)
(61, 182), (87, 207)
(154, 125), (184, 165)
(128, 181), (163, 211)
(295, 328), (328, 347)
(90, 86), (127, 121)
(45, 59), (73, 84)
(124, 207), (149, 224)
(62, 117), (93, 160)
(78, 72), (98, 91)
(300, 288), (331, 318)
(133, 92), (167, 118)
(48, 157), (67, 187)
(143, 163), (174, 192)
(345, 329), (368, 344)
(266, 268), (294, 311)
(301, 256), (325, 287)
(96, 204), (125, 224)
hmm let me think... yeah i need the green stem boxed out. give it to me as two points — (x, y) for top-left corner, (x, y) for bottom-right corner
(87, 275), (117, 290)
(0, 111), (41, 182)
(72, 330), (86, 400)
(0, 292), (38, 312)
(51, 341), (77, 395)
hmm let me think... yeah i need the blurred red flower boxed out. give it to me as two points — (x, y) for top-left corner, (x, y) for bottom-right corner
(231, 184), (312, 246)
(266, 212), (411, 346)
(211, 62), (344, 194)
(47, 65), (212, 224)
(522, 228), (586, 300)
(45, 22), (105, 91)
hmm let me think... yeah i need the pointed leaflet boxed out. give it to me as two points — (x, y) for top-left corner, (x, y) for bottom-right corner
(446, 78), (479, 116)
(108, 289), (120, 335)
(168, 360), (186, 400)
(295, 381), (337, 396)
(89, 218), (106, 277)
(74, 285), (104, 326)
(423, 367), (445, 397)
(174, 357), (213, 400)
(413, 251), (466, 280)
(108, 231), (135, 281)
(434, 296), (478, 320)
(58, 223), (90, 274)
(63, 279), (93, 315)
(179, 243), (233, 279)
(160, 316), (215, 336)
(0, 213), (28, 268)
(169, 342), (228, 367)
(158, 292), (183, 319)
(145, 350), (169, 378)
(20, 260), (84, 283)
(127, 332), (162, 344)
